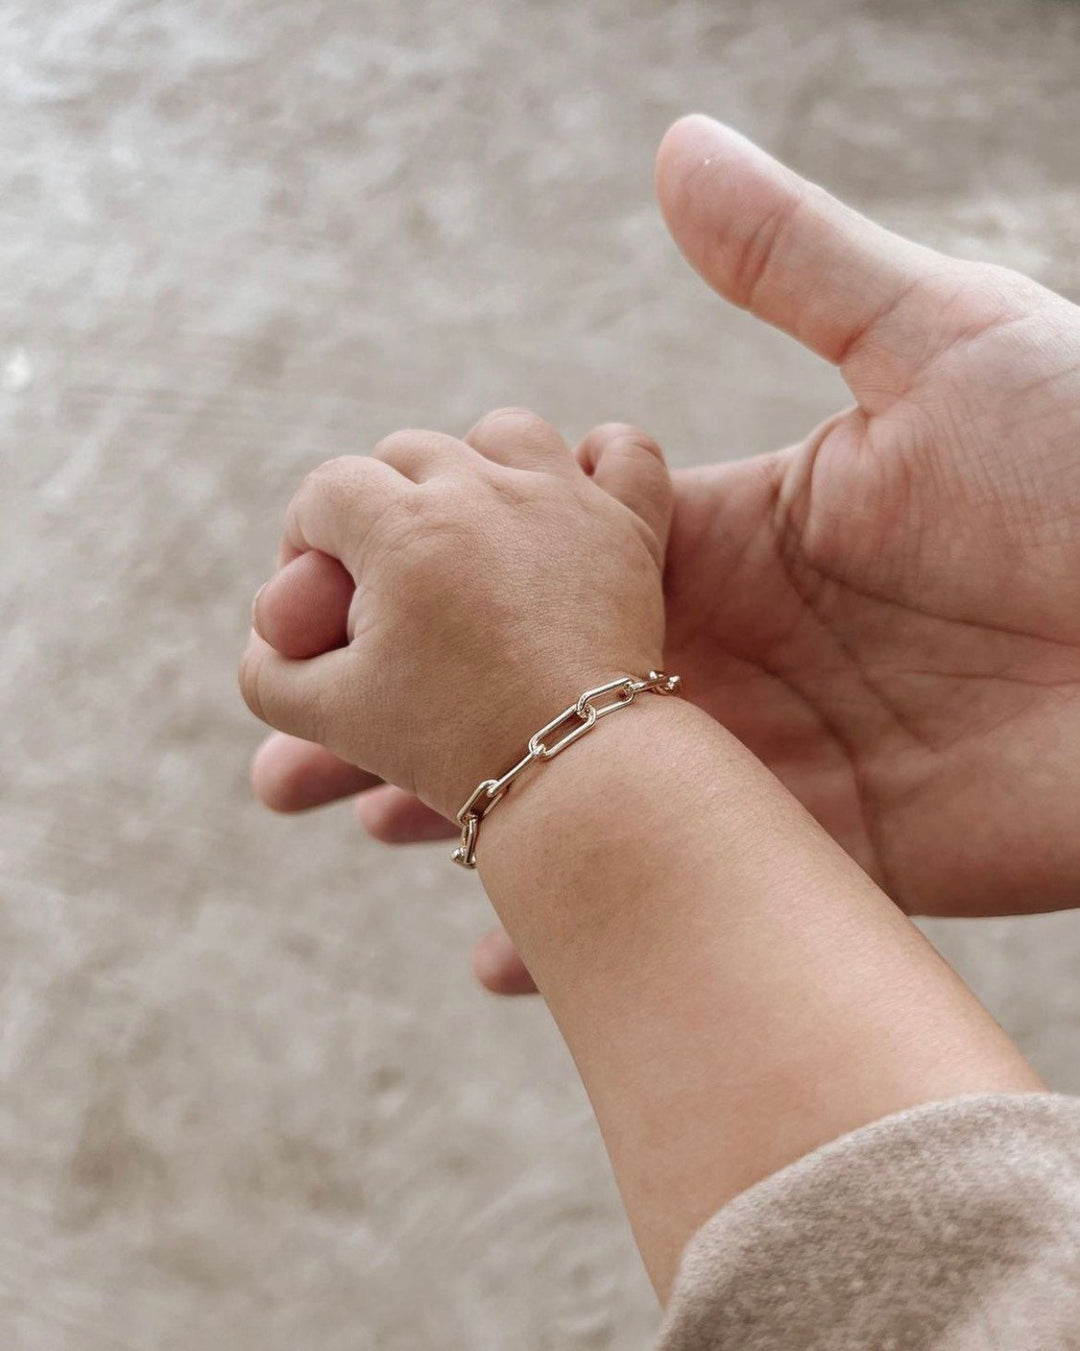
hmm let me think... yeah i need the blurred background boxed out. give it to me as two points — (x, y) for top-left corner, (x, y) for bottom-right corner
(2, 1), (1079, 1347)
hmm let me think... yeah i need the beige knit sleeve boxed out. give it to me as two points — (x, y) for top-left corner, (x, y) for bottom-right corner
(658, 1093), (1080, 1350)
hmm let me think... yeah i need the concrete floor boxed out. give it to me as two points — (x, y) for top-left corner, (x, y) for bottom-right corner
(3, 2), (1079, 1347)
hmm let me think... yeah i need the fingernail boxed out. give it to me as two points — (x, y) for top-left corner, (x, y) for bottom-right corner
(250, 581), (268, 634)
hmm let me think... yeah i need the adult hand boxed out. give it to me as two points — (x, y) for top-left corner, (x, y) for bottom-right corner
(251, 116), (1080, 994)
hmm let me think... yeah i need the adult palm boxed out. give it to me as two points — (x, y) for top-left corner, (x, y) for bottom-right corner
(654, 118), (1080, 920)
(252, 117), (1080, 992)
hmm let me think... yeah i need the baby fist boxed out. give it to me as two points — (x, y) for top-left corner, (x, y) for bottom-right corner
(240, 410), (672, 821)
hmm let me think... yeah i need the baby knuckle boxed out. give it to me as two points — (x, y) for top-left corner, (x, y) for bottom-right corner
(311, 454), (362, 481)
(371, 429), (447, 468)
(298, 456), (379, 532)
(371, 430), (416, 464)
(473, 405), (543, 433)
(300, 455), (364, 501)
(471, 407), (556, 454)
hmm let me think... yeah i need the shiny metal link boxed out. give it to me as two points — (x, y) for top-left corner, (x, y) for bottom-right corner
(489, 749), (542, 799)
(450, 812), (479, 868)
(528, 700), (598, 760)
(452, 670), (681, 869)
(454, 777), (503, 827)
(574, 675), (636, 719)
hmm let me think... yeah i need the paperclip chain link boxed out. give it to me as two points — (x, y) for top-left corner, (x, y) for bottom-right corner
(451, 671), (681, 869)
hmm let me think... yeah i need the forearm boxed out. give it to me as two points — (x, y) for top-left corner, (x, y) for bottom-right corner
(478, 697), (1042, 1298)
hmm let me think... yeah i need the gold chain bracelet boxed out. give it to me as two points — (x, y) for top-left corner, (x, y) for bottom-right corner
(451, 671), (682, 869)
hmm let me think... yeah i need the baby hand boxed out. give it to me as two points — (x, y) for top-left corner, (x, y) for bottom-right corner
(239, 409), (672, 822)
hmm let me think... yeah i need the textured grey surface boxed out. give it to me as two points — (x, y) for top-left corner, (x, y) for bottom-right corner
(2, 2), (1079, 1347)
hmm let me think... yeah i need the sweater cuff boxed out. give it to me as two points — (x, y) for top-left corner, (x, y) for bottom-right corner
(658, 1093), (1080, 1350)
